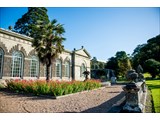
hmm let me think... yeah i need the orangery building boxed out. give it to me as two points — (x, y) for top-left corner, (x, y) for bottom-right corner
(0, 28), (91, 81)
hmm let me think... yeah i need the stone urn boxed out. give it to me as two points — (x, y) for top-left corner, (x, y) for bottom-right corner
(83, 70), (90, 81)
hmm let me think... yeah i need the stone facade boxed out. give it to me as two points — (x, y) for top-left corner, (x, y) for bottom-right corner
(0, 28), (91, 81)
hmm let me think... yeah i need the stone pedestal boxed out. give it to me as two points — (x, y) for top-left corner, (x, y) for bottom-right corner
(122, 83), (144, 112)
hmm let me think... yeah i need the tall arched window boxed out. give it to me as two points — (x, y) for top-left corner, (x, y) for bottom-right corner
(80, 63), (86, 77)
(30, 56), (39, 77)
(64, 61), (70, 77)
(11, 51), (23, 78)
(56, 59), (62, 78)
(0, 48), (4, 79)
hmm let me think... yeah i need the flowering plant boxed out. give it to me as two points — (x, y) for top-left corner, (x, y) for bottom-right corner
(6, 79), (101, 96)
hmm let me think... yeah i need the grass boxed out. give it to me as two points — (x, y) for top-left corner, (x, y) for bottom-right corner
(146, 80), (160, 113)
(143, 73), (152, 78)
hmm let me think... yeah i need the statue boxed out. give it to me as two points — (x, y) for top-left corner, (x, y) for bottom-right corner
(137, 65), (144, 82)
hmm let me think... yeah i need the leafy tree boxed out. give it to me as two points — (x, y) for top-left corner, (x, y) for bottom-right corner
(144, 59), (160, 78)
(13, 7), (65, 81)
(105, 57), (118, 75)
(115, 51), (128, 60)
(32, 19), (65, 82)
(117, 58), (132, 77)
(132, 34), (160, 73)
(14, 7), (49, 37)
(105, 51), (132, 77)
(115, 51), (132, 77)
(131, 34), (160, 79)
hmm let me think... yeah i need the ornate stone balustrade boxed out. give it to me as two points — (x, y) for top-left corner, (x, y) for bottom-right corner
(122, 81), (147, 112)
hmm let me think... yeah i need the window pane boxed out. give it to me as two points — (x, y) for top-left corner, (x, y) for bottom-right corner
(56, 60), (61, 77)
(30, 56), (39, 77)
(80, 63), (86, 77)
(11, 52), (23, 78)
(0, 49), (3, 78)
(65, 61), (70, 77)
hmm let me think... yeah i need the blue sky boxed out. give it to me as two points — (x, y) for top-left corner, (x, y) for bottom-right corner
(0, 7), (159, 61)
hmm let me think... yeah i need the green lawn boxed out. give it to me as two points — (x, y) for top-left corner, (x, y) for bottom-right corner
(146, 80), (160, 113)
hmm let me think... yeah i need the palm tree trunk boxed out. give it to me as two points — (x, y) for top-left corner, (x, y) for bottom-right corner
(46, 64), (50, 82)
(46, 56), (51, 83)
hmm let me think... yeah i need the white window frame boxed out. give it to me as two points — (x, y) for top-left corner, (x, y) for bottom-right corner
(11, 51), (23, 78)
(56, 59), (62, 78)
(64, 61), (70, 77)
(0, 48), (4, 79)
(80, 63), (86, 77)
(30, 56), (39, 77)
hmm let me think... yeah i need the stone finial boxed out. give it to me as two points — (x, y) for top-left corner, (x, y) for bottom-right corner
(137, 64), (143, 74)
(126, 69), (138, 83)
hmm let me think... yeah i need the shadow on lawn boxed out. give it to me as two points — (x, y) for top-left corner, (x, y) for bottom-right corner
(147, 84), (160, 90)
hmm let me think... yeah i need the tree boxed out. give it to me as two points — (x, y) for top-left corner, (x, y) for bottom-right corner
(131, 34), (160, 79)
(14, 7), (49, 37)
(105, 51), (132, 78)
(115, 51), (132, 77)
(32, 19), (65, 82)
(105, 57), (118, 76)
(115, 51), (128, 60)
(144, 59), (160, 78)
(132, 34), (160, 73)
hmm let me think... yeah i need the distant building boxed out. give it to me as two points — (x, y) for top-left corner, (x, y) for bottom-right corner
(91, 57), (106, 70)
(0, 28), (91, 81)
(91, 57), (115, 81)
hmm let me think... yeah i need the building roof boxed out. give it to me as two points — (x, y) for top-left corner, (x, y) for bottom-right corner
(73, 46), (91, 58)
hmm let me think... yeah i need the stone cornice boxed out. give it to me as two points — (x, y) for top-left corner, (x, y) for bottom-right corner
(0, 28), (33, 42)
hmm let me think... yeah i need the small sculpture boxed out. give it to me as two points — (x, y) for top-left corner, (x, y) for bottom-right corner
(137, 65), (144, 82)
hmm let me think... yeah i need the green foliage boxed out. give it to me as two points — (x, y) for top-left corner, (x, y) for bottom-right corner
(6, 79), (101, 97)
(144, 59), (160, 78)
(32, 19), (65, 81)
(132, 34), (160, 74)
(106, 51), (132, 77)
(146, 80), (160, 113)
(14, 7), (49, 37)
(13, 7), (66, 81)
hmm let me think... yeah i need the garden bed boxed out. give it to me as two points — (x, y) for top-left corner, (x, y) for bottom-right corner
(5, 79), (101, 98)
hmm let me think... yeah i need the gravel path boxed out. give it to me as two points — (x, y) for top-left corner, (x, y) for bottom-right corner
(0, 85), (125, 113)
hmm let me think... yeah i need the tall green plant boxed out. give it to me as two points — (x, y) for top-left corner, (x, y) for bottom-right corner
(32, 19), (65, 82)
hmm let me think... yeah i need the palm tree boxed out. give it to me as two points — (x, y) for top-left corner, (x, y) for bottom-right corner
(32, 19), (65, 82)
